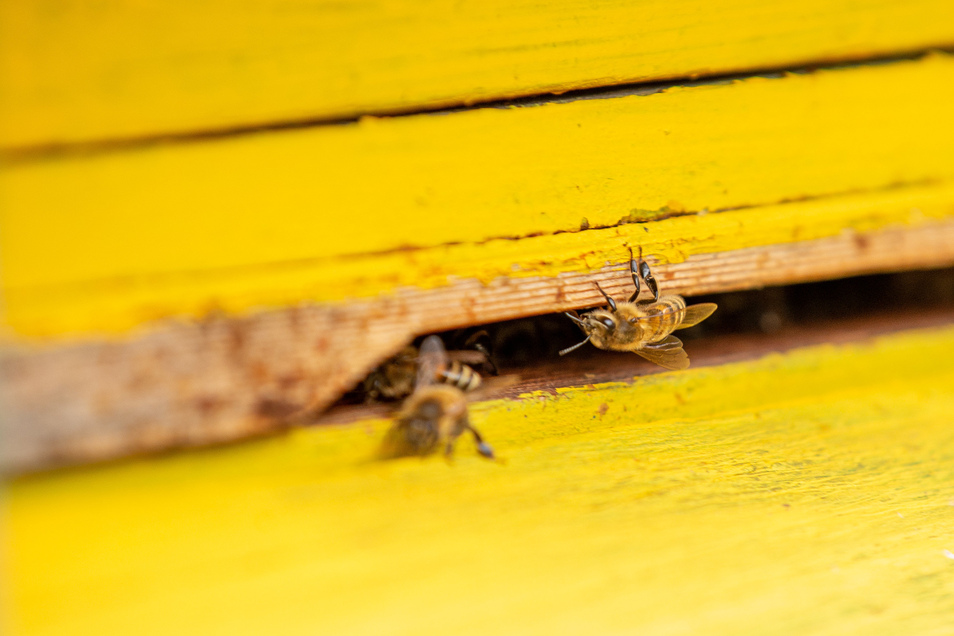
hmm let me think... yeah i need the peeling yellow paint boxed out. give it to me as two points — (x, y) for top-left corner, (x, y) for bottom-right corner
(3, 56), (954, 338)
(2, 181), (953, 338)
(6, 326), (954, 635)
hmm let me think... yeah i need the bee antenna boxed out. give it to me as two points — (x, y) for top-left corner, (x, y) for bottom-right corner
(564, 311), (586, 326)
(558, 336), (591, 356)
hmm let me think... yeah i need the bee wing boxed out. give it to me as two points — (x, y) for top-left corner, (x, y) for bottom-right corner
(416, 335), (449, 388)
(445, 349), (488, 365)
(378, 422), (414, 459)
(464, 373), (521, 401)
(630, 300), (716, 329)
(674, 303), (718, 329)
(634, 335), (690, 370)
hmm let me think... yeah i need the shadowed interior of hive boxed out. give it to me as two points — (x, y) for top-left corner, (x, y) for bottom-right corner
(329, 266), (954, 420)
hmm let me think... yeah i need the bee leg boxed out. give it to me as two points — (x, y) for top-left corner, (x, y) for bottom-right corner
(640, 261), (659, 302)
(627, 247), (641, 302)
(594, 282), (617, 312)
(468, 426), (495, 460)
(462, 330), (499, 376)
(628, 247), (659, 302)
(474, 343), (499, 376)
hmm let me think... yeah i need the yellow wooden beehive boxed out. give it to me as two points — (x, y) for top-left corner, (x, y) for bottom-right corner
(3, 1), (954, 634)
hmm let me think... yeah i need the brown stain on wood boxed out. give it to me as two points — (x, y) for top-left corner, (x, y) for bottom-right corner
(3, 221), (954, 473)
(254, 398), (301, 420)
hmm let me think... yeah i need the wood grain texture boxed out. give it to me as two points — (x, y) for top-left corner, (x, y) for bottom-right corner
(4, 216), (954, 473)
(7, 325), (954, 636)
(2, 0), (953, 150)
(3, 55), (954, 339)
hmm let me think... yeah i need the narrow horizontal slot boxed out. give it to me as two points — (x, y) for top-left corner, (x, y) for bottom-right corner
(326, 267), (954, 422)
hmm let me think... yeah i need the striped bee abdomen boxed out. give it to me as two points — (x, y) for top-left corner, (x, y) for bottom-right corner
(440, 362), (482, 391)
(640, 295), (688, 342)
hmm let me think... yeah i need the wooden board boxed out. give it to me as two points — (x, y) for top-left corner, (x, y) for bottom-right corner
(3, 0), (953, 151)
(6, 325), (954, 635)
(4, 54), (954, 339)
(4, 211), (954, 473)
(5, 53), (954, 472)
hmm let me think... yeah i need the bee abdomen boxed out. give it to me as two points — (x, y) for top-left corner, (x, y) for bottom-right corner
(440, 362), (482, 391)
(644, 296), (688, 341)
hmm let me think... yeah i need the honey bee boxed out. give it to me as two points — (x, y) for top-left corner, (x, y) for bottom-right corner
(363, 338), (486, 403)
(379, 336), (495, 460)
(362, 346), (418, 402)
(560, 249), (717, 370)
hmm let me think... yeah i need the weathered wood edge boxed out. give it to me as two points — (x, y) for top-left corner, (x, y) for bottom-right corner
(3, 219), (954, 474)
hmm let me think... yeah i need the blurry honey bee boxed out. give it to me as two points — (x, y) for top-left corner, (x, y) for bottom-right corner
(380, 336), (495, 460)
(363, 337), (486, 403)
(560, 249), (717, 370)
(362, 346), (418, 402)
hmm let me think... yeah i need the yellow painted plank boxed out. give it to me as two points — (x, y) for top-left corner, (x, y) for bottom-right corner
(6, 325), (954, 635)
(4, 219), (953, 475)
(2, 1), (953, 150)
(3, 183), (954, 340)
(3, 55), (954, 338)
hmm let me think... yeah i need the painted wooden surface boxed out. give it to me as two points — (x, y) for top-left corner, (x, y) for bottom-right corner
(3, 55), (954, 340)
(6, 325), (954, 635)
(2, 0), (953, 151)
(5, 216), (954, 474)
(4, 52), (954, 472)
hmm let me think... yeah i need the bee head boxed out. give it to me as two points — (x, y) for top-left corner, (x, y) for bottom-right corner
(580, 310), (618, 346)
(583, 310), (616, 332)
